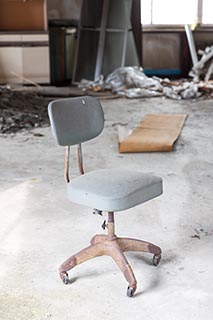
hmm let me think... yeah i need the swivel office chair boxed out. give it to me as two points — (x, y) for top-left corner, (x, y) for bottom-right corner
(48, 96), (162, 297)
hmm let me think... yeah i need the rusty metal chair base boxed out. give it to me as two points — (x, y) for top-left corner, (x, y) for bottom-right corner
(59, 212), (161, 297)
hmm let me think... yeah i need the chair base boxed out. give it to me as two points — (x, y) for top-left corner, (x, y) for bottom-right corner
(59, 212), (162, 297)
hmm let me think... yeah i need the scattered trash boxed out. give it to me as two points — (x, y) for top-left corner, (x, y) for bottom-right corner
(124, 88), (163, 99)
(105, 66), (163, 93)
(79, 66), (212, 100)
(79, 67), (164, 98)
(79, 75), (106, 92)
(1, 61), (213, 135)
(190, 46), (213, 81)
(184, 24), (213, 81)
(0, 86), (50, 134)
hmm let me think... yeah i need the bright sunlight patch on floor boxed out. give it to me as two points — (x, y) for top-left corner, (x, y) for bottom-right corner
(0, 181), (32, 253)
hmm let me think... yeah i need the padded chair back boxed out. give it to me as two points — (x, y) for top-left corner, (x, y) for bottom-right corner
(48, 96), (105, 146)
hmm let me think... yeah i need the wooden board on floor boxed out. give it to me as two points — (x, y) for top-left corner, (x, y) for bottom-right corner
(118, 113), (187, 153)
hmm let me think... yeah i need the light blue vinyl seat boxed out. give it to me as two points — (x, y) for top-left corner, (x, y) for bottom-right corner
(67, 168), (162, 212)
(48, 96), (163, 297)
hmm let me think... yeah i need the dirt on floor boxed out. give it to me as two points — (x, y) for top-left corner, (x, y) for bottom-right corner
(1, 80), (213, 135)
(0, 87), (51, 134)
(0, 86), (114, 134)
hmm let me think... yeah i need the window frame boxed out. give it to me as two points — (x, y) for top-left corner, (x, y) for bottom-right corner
(141, 0), (213, 29)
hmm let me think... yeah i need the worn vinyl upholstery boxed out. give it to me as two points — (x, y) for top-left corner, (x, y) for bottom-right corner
(48, 96), (163, 212)
(48, 96), (104, 146)
(67, 169), (162, 211)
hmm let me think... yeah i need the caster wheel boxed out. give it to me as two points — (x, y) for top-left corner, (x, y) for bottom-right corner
(127, 286), (136, 297)
(62, 273), (69, 285)
(153, 254), (161, 266)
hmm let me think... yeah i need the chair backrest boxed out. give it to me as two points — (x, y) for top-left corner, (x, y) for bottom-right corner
(48, 96), (105, 146)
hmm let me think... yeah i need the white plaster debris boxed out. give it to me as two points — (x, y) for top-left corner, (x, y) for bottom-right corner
(79, 66), (213, 100)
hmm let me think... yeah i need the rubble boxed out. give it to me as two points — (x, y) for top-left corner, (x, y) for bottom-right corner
(124, 88), (163, 99)
(184, 25), (213, 81)
(79, 67), (163, 97)
(0, 86), (51, 134)
(0, 84), (118, 135)
(190, 46), (213, 81)
(79, 66), (213, 100)
(1, 65), (213, 135)
(104, 66), (162, 93)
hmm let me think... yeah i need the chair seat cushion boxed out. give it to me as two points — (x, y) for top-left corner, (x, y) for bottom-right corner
(67, 169), (162, 212)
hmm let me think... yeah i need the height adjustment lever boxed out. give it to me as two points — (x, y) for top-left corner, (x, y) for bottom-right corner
(93, 209), (103, 216)
(102, 220), (107, 230)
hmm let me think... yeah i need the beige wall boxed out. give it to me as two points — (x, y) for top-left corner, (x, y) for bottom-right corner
(0, 34), (50, 84)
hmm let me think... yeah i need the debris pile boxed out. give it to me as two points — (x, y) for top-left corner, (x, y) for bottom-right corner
(190, 46), (213, 81)
(79, 66), (213, 100)
(184, 25), (213, 81)
(1, 66), (213, 135)
(0, 87), (50, 134)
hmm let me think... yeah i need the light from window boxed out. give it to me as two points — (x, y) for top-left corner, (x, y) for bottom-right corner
(202, 0), (213, 24)
(141, 0), (198, 25)
(141, 0), (152, 24)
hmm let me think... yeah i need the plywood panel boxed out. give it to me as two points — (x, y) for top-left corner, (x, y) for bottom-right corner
(118, 114), (187, 153)
(0, 0), (47, 31)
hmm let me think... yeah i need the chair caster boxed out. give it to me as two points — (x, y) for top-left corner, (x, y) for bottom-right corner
(60, 272), (69, 284)
(63, 274), (69, 284)
(153, 254), (161, 266)
(127, 286), (136, 297)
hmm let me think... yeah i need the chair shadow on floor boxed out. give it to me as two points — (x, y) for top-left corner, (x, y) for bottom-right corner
(62, 250), (177, 298)
(62, 256), (119, 285)
(129, 251), (178, 297)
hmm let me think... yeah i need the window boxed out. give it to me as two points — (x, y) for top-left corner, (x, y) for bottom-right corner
(202, 0), (213, 24)
(141, 0), (213, 25)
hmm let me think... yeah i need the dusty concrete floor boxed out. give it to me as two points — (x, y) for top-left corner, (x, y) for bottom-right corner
(0, 97), (213, 319)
